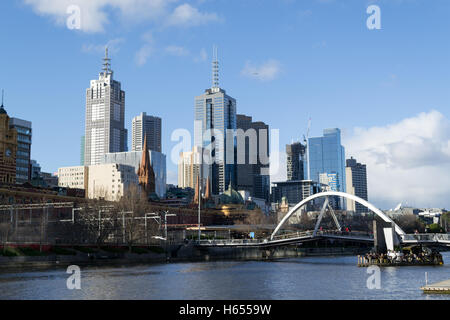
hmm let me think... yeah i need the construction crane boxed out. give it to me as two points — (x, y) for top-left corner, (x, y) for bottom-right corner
(303, 118), (312, 144)
(303, 118), (312, 180)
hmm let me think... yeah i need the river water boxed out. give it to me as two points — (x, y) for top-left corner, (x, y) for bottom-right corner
(0, 252), (449, 300)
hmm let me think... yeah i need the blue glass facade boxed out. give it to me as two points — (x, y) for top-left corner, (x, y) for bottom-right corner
(307, 128), (346, 194)
(194, 88), (236, 195)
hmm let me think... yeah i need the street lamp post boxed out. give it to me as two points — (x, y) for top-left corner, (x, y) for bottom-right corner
(198, 148), (203, 242)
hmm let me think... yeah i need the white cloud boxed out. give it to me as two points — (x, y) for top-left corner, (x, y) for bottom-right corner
(165, 4), (221, 27)
(135, 31), (155, 66)
(82, 38), (125, 54)
(165, 45), (190, 56)
(194, 48), (208, 63)
(241, 60), (282, 82)
(344, 110), (450, 209)
(23, 0), (217, 32)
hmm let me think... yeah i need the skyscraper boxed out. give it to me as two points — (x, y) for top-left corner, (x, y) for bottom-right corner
(236, 114), (270, 201)
(84, 48), (127, 166)
(10, 117), (32, 184)
(80, 136), (85, 166)
(194, 47), (236, 195)
(131, 112), (162, 153)
(345, 157), (368, 213)
(286, 142), (306, 181)
(308, 128), (346, 208)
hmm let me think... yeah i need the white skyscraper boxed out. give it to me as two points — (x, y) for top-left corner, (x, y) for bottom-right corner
(84, 48), (127, 166)
(131, 112), (162, 152)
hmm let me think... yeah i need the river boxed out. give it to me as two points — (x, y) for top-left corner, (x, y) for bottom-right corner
(0, 252), (449, 300)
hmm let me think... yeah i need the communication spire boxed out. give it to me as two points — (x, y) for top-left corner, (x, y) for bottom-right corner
(102, 46), (112, 75)
(1, 89), (3, 107)
(212, 45), (219, 91)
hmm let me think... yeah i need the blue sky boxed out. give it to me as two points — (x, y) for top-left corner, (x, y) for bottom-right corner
(1, 0), (449, 209)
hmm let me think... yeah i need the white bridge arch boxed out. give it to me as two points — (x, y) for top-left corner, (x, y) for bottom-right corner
(270, 191), (406, 240)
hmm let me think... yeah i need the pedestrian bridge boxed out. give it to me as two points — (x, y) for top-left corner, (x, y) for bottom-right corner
(195, 229), (374, 248)
(195, 191), (450, 249)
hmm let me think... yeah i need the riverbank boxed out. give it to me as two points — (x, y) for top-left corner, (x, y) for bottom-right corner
(0, 243), (371, 271)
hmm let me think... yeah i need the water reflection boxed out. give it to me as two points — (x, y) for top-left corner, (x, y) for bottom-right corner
(0, 252), (449, 300)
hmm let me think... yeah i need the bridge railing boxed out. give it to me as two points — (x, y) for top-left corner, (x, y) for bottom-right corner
(401, 233), (450, 242)
(194, 238), (266, 246)
(272, 229), (374, 240)
(271, 231), (314, 241)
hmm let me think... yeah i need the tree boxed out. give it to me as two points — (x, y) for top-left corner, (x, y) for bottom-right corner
(77, 193), (121, 246)
(115, 184), (149, 252)
(393, 214), (425, 234)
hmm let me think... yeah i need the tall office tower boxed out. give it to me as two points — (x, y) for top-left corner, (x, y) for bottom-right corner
(345, 157), (368, 213)
(131, 112), (162, 152)
(236, 114), (270, 201)
(84, 48), (127, 166)
(308, 128), (346, 208)
(286, 142), (306, 181)
(80, 136), (85, 166)
(0, 96), (17, 184)
(194, 47), (236, 195)
(10, 118), (32, 183)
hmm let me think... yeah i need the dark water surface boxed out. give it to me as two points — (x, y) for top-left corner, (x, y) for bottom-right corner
(1, 252), (449, 300)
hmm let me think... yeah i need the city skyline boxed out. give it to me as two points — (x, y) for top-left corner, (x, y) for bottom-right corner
(0, 1), (449, 209)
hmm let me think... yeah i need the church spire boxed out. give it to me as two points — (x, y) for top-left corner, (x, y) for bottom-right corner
(0, 89), (7, 115)
(137, 134), (155, 196)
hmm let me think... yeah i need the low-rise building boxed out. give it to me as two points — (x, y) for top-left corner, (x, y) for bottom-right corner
(102, 150), (166, 198)
(87, 163), (138, 201)
(58, 166), (88, 189)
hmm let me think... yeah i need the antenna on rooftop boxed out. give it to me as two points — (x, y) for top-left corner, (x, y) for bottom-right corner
(212, 45), (219, 90)
(102, 46), (112, 75)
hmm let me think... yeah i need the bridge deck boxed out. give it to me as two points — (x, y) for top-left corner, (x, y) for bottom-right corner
(194, 232), (450, 248)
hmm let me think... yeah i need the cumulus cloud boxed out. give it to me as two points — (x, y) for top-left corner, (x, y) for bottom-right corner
(241, 60), (282, 82)
(165, 4), (221, 27)
(344, 110), (450, 209)
(23, 0), (217, 32)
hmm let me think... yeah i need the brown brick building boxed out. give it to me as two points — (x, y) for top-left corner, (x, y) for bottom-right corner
(0, 102), (17, 184)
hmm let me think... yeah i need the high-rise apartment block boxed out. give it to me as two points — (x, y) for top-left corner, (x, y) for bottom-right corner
(84, 48), (127, 166)
(132, 113), (161, 153)
(236, 114), (270, 201)
(345, 157), (368, 213)
(178, 146), (206, 190)
(10, 117), (32, 183)
(286, 142), (306, 181)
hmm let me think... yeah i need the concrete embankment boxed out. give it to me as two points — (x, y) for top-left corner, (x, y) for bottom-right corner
(0, 244), (369, 271)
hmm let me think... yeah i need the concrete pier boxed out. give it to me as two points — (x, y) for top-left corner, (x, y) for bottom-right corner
(421, 280), (450, 294)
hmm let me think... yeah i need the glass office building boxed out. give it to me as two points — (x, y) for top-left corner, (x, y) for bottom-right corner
(194, 88), (236, 195)
(307, 128), (346, 207)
